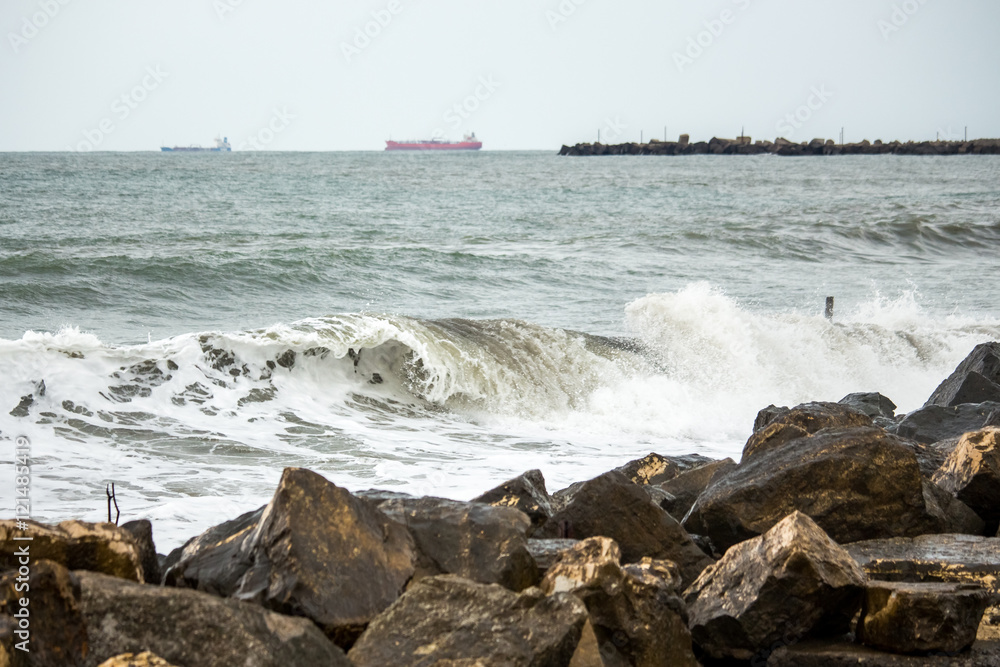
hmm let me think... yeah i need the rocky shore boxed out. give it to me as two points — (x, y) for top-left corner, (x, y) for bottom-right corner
(559, 136), (1000, 157)
(3, 342), (1000, 666)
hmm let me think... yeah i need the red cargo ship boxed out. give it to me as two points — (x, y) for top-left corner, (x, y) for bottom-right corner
(385, 133), (482, 151)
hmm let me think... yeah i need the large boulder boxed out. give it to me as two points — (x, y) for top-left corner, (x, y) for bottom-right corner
(857, 581), (990, 654)
(231, 468), (417, 647)
(839, 392), (898, 419)
(742, 402), (873, 462)
(540, 537), (698, 666)
(347, 575), (589, 667)
(612, 453), (715, 487)
(658, 458), (736, 521)
(925, 342), (1000, 407)
(472, 469), (555, 535)
(846, 534), (1000, 641)
(892, 402), (1000, 445)
(534, 471), (713, 587)
(0, 520), (144, 582)
(161, 506), (264, 596)
(119, 520), (161, 585)
(367, 495), (539, 591)
(77, 570), (349, 667)
(767, 639), (1000, 666)
(683, 512), (866, 661)
(933, 428), (1000, 533)
(1, 559), (88, 666)
(684, 427), (978, 552)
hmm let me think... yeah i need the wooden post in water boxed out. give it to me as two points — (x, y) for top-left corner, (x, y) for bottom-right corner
(825, 296), (834, 320)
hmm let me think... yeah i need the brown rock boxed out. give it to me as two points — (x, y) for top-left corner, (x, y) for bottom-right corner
(161, 506), (263, 596)
(658, 458), (736, 521)
(0, 520), (144, 582)
(858, 581), (990, 654)
(612, 453), (714, 487)
(471, 469), (555, 535)
(742, 402), (872, 462)
(0, 559), (88, 667)
(96, 652), (177, 667)
(118, 521), (160, 585)
(767, 639), (1000, 666)
(684, 512), (866, 661)
(933, 428), (1000, 533)
(347, 575), (589, 667)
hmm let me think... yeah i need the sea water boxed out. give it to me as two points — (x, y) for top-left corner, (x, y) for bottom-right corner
(1, 151), (998, 549)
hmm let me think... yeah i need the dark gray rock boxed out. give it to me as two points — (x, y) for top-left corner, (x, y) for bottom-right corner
(753, 404), (790, 431)
(857, 581), (990, 654)
(161, 506), (264, 596)
(659, 458), (736, 521)
(767, 639), (1000, 666)
(742, 402), (873, 462)
(684, 512), (866, 662)
(526, 538), (579, 578)
(119, 520), (161, 585)
(892, 402), (1000, 445)
(347, 575), (589, 667)
(612, 452), (715, 487)
(534, 471), (713, 587)
(471, 469), (554, 535)
(925, 342), (1000, 407)
(839, 392), (898, 419)
(540, 537), (698, 666)
(368, 495), (538, 591)
(77, 570), (349, 667)
(231, 468), (417, 647)
(684, 427), (975, 553)
(933, 428), (1000, 534)
(1, 560), (88, 667)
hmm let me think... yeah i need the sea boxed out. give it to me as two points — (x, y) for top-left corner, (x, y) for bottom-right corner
(1, 151), (998, 551)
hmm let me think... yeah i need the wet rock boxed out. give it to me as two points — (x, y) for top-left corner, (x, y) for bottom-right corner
(535, 471), (713, 587)
(368, 495), (538, 591)
(846, 534), (1000, 641)
(932, 428), (1000, 533)
(161, 506), (264, 596)
(920, 479), (985, 536)
(985, 409), (1000, 428)
(926, 342), (1000, 407)
(742, 402), (873, 462)
(892, 402), (1000, 445)
(684, 512), (866, 661)
(77, 570), (348, 667)
(232, 468), (417, 647)
(97, 653), (177, 667)
(839, 392), (898, 419)
(0, 520), (144, 582)
(275, 349), (296, 369)
(348, 575), (589, 667)
(857, 581), (990, 654)
(613, 452), (715, 487)
(527, 539), (580, 577)
(0, 560), (88, 667)
(471, 469), (555, 535)
(119, 520), (161, 585)
(540, 537), (697, 666)
(753, 404), (789, 431)
(684, 427), (977, 553)
(658, 457), (736, 521)
(767, 639), (1000, 666)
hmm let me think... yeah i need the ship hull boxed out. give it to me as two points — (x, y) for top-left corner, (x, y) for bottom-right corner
(161, 147), (231, 152)
(385, 141), (482, 151)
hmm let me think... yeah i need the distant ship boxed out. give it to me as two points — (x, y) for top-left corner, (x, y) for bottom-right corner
(385, 133), (482, 151)
(161, 136), (232, 152)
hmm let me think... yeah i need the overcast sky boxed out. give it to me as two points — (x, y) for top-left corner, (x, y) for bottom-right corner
(1, 0), (998, 151)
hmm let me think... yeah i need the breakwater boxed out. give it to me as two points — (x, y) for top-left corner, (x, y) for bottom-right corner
(559, 135), (1000, 156)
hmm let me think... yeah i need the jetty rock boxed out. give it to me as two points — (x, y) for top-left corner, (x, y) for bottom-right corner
(559, 137), (1000, 157)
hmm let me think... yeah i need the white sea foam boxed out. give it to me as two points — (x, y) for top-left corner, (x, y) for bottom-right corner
(1, 285), (997, 550)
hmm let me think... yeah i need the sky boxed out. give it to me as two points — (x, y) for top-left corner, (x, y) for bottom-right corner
(1, 0), (998, 151)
